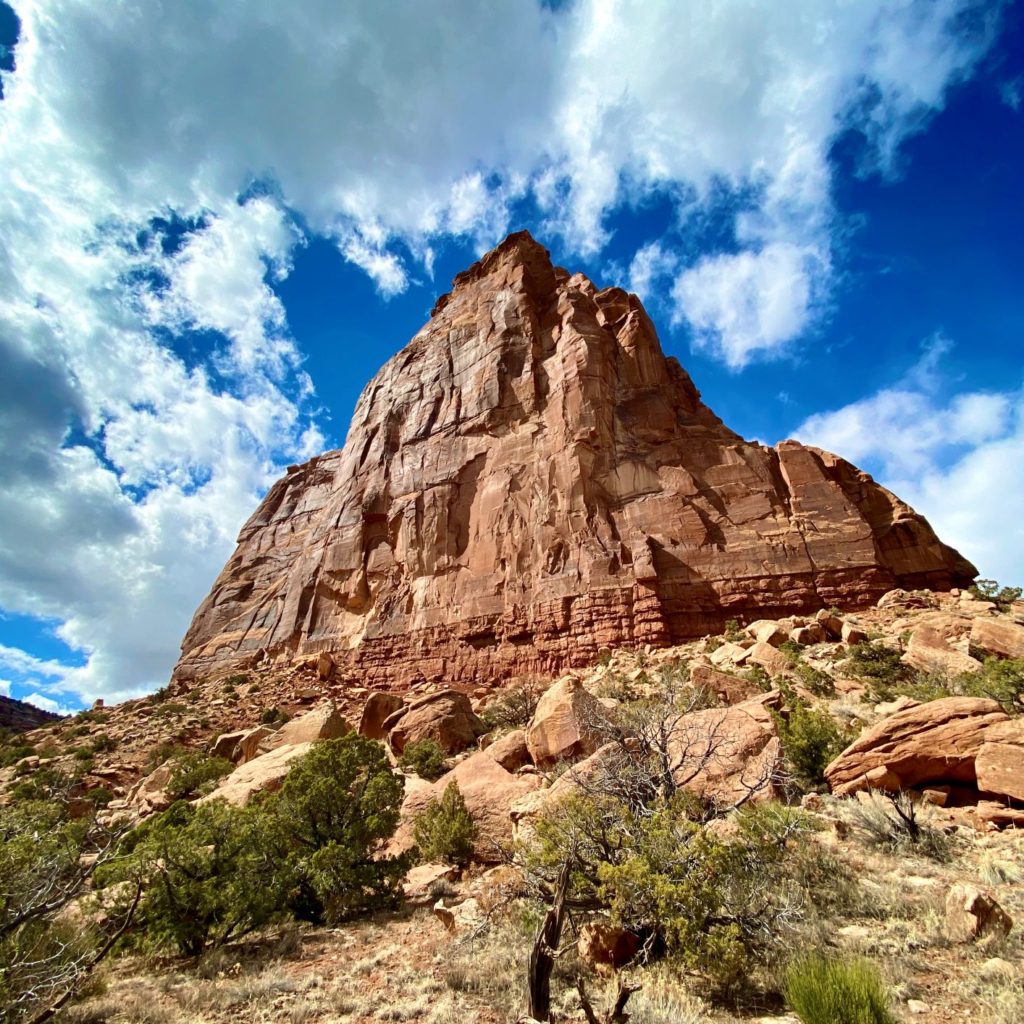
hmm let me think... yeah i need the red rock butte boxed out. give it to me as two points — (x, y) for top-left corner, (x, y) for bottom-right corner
(173, 231), (975, 690)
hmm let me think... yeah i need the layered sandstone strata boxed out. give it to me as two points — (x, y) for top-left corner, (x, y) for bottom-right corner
(173, 232), (975, 689)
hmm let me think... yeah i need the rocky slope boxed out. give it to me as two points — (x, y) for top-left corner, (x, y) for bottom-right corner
(173, 231), (975, 690)
(0, 693), (62, 733)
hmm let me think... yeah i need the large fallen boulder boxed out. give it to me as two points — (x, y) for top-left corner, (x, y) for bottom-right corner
(392, 747), (542, 862)
(200, 741), (313, 806)
(824, 697), (1024, 799)
(945, 884), (1013, 943)
(526, 677), (609, 768)
(668, 692), (783, 805)
(385, 690), (487, 756)
(902, 625), (980, 677)
(272, 703), (350, 747)
(970, 618), (1024, 661)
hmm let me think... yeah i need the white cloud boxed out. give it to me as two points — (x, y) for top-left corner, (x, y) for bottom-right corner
(627, 242), (678, 304)
(22, 692), (76, 717)
(793, 346), (1024, 583)
(0, 1), (1005, 703)
(672, 243), (825, 368)
(0, 680), (11, 697)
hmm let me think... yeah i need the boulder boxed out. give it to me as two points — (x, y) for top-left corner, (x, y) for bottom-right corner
(824, 697), (1014, 797)
(202, 741), (313, 806)
(359, 692), (407, 740)
(316, 653), (335, 680)
(209, 729), (247, 761)
(945, 884), (1013, 943)
(975, 737), (1024, 802)
(209, 724), (274, 763)
(745, 620), (788, 647)
(841, 622), (868, 645)
(235, 725), (275, 764)
(485, 728), (532, 772)
(790, 623), (826, 646)
(526, 677), (608, 768)
(709, 642), (750, 669)
(746, 641), (791, 677)
(386, 689), (487, 756)
(689, 663), (761, 705)
(393, 747), (542, 862)
(668, 692), (783, 805)
(127, 761), (174, 815)
(578, 921), (640, 974)
(970, 618), (1024, 661)
(273, 704), (350, 747)
(902, 625), (980, 676)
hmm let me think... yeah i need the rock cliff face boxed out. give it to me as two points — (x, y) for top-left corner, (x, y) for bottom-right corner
(173, 232), (975, 690)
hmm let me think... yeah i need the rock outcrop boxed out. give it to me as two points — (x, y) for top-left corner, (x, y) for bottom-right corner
(172, 231), (975, 691)
(824, 697), (1024, 801)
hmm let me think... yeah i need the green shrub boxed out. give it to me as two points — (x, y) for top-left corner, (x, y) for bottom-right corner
(0, 742), (35, 770)
(104, 799), (290, 956)
(777, 704), (846, 791)
(724, 618), (743, 641)
(962, 657), (1024, 716)
(260, 705), (290, 726)
(413, 782), (477, 865)
(783, 952), (896, 1024)
(270, 734), (409, 921)
(528, 794), (810, 994)
(794, 662), (835, 697)
(165, 750), (234, 800)
(480, 679), (545, 730)
(102, 735), (409, 952)
(844, 643), (911, 700)
(398, 738), (448, 780)
(969, 579), (1022, 611)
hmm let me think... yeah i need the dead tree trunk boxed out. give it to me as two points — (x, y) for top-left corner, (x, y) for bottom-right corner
(527, 856), (572, 1022)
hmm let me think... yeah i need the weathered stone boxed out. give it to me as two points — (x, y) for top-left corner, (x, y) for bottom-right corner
(668, 692), (783, 805)
(526, 677), (608, 768)
(272, 704), (349, 747)
(841, 622), (868, 645)
(970, 618), (1024, 661)
(790, 623), (826, 646)
(171, 232), (974, 691)
(945, 884), (1013, 943)
(209, 729), (246, 761)
(316, 653), (335, 680)
(825, 697), (1018, 797)
(975, 741), (1024, 802)
(386, 690), (487, 756)
(485, 728), (532, 771)
(746, 641), (791, 677)
(745, 620), (788, 647)
(127, 762), (174, 815)
(710, 642), (750, 669)
(234, 726), (275, 765)
(359, 692), (407, 740)
(902, 625), (981, 676)
(689, 663), (761, 704)
(202, 742), (313, 807)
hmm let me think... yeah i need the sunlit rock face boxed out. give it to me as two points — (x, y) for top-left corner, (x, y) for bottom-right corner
(173, 232), (975, 690)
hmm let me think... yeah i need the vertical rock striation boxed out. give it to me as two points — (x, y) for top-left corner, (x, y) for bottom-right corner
(173, 232), (975, 689)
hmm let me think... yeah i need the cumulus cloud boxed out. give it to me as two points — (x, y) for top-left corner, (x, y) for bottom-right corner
(793, 343), (1024, 583)
(0, 0), (1005, 703)
(0, 680), (10, 697)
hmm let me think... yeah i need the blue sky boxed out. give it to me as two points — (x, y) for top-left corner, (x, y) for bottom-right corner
(0, 1), (1020, 713)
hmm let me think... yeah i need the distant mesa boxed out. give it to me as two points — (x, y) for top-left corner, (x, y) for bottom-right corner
(173, 231), (976, 690)
(0, 693), (63, 734)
